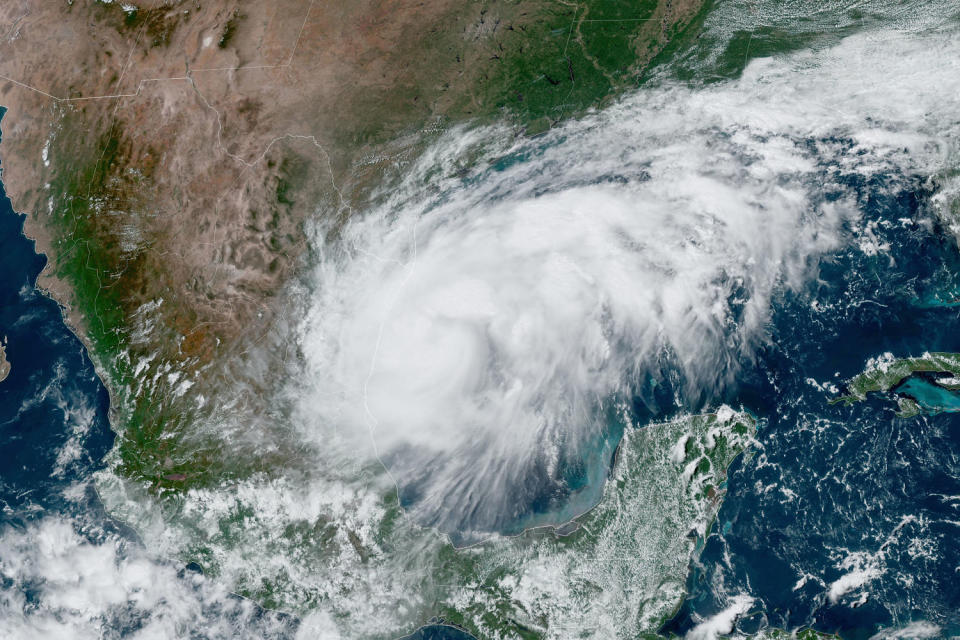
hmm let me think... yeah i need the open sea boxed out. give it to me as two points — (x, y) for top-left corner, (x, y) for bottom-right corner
(0, 107), (114, 525)
(3, 40), (960, 638)
(664, 175), (960, 637)
(0, 106), (465, 640)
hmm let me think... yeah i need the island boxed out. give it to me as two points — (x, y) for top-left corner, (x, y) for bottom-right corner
(0, 336), (9, 383)
(835, 352), (960, 417)
(0, 3), (849, 639)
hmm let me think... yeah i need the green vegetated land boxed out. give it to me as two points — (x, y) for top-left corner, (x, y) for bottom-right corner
(434, 411), (759, 640)
(37, 0), (713, 501)
(466, 0), (708, 131)
(836, 352), (960, 402)
(463, 0), (670, 128)
(834, 352), (960, 418)
(41, 108), (206, 490)
(28, 4), (864, 637)
(98, 409), (769, 639)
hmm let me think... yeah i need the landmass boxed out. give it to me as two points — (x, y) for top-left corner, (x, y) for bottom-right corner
(758, 631), (838, 640)
(0, 336), (9, 382)
(834, 352), (960, 417)
(0, 3), (847, 638)
(0, 0), (709, 507)
(100, 408), (760, 639)
(835, 352), (960, 402)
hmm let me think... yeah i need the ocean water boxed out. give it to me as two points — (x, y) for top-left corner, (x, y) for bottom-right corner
(892, 376), (960, 413)
(7, 151), (957, 640)
(0, 108), (114, 521)
(0, 110), (299, 639)
(3, 12), (960, 639)
(663, 174), (960, 637)
(0, 107), (463, 640)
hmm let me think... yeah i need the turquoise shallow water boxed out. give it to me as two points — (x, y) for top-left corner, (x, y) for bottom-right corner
(893, 376), (960, 413)
(6, 123), (958, 640)
(6, 101), (960, 640)
(665, 172), (960, 637)
(4, 5), (960, 635)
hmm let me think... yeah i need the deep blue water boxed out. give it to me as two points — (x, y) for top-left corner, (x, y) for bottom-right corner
(0, 107), (466, 640)
(0, 108), (114, 522)
(3, 121), (960, 638)
(663, 174), (960, 637)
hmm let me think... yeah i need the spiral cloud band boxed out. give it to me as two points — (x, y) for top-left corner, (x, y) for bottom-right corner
(297, 29), (957, 542)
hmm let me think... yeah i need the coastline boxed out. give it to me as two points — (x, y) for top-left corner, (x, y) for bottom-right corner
(0, 337), (8, 383)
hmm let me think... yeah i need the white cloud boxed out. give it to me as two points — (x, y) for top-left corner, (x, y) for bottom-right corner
(869, 622), (944, 640)
(295, 27), (960, 540)
(0, 517), (294, 640)
(827, 550), (885, 604)
(687, 594), (755, 640)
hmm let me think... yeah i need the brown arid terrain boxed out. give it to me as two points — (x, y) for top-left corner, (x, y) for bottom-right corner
(0, 0), (706, 528)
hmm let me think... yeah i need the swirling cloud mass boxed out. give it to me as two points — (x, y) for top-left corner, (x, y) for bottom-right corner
(296, 29), (958, 542)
